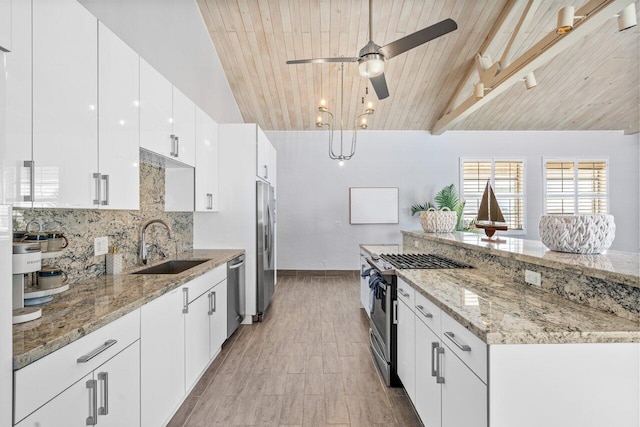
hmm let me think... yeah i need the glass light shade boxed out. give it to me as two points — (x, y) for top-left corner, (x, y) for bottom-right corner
(358, 55), (385, 78)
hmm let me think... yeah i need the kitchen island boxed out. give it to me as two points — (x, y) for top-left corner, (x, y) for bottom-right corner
(360, 232), (639, 427)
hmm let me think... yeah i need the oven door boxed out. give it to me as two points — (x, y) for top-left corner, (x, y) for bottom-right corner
(369, 277), (393, 385)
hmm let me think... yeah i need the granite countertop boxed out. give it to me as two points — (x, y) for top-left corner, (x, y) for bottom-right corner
(402, 231), (640, 289)
(360, 244), (640, 345)
(13, 249), (244, 370)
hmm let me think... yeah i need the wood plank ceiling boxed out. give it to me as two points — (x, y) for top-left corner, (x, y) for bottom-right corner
(198, 0), (639, 132)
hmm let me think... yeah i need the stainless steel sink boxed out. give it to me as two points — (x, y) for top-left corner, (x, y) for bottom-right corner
(131, 259), (209, 275)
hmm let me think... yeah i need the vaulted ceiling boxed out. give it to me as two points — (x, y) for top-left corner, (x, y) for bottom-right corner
(197, 0), (639, 132)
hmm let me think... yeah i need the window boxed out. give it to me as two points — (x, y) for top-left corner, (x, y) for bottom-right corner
(460, 159), (526, 231)
(544, 160), (608, 214)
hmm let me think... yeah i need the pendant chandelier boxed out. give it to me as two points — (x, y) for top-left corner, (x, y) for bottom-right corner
(315, 62), (375, 165)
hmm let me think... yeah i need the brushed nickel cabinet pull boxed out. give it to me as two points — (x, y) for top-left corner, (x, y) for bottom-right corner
(444, 331), (471, 351)
(98, 372), (109, 415)
(77, 339), (117, 363)
(86, 379), (98, 425)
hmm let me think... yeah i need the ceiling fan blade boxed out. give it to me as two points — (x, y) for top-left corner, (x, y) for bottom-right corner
(286, 57), (358, 65)
(379, 18), (458, 59)
(370, 73), (389, 100)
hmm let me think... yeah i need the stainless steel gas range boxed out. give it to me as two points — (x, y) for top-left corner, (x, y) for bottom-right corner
(364, 252), (472, 387)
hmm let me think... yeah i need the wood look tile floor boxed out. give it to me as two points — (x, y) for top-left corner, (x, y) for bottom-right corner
(168, 274), (422, 427)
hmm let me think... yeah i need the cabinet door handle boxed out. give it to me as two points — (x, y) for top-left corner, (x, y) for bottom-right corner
(207, 193), (213, 210)
(212, 291), (216, 313)
(77, 339), (117, 363)
(182, 288), (189, 313)
(101, 175), (110, 206)
(170, 134), (176, 156)
(264, 164), (268, 178)
(444, 331), (471, 352)
(416, 305), (433, 319)
(97, 372), (109, 415)
(175, 136), (180, 157)
(436, 347), (445, 384)
(397, 288), (410, 298)
(431, 342), (439, 377)
(86, 379), (98, 425)
(93, 172), (101, 205)
(23, 160), (35, 202)
(392, 300), (398, 325)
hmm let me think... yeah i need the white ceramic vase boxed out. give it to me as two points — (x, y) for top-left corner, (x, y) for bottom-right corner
(539, 214), (615, 254)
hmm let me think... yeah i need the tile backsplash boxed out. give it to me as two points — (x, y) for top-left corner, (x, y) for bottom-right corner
(13, 162), (193, 283)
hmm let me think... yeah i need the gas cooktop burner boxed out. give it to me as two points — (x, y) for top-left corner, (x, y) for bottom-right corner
(379, 253), (472, 270)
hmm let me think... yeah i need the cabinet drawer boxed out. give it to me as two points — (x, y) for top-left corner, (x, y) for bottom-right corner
(396, 278), (415, 312)
(441, 311), (487, 383)
(414, 290), (441, 335)
(185, 265), (226, 303)
(14, 309), (140, 423)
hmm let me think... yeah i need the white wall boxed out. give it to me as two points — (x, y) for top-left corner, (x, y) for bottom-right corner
(79, 0), (243, 124)
(266, 130), (640, 270)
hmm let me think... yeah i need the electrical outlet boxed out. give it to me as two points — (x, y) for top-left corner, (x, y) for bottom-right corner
(525, 270), (542, 287)
(94, 236), (109, 256)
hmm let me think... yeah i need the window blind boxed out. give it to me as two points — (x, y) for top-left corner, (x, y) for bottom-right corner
(545, 160), (607, 214)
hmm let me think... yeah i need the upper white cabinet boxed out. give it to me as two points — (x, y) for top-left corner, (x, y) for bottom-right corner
(3, 0), (31, 207)
(139, 58), (173, 159)
(32, 0), (98, 208)
(256, 127), (276, 183)
(0, 0), (11, 51)
(140, 58), (196, 167)
(195, 106), (219, 212)
(98, 22), (140, 210)
(171, 86), (196, 166)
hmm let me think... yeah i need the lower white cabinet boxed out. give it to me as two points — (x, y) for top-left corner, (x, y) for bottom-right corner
(415, 318), (442, 427)
(141, 287), (186, 427)
(396, 297), (416, 403)
(17, 341), (141, 427)
(208, 280), (228, 358)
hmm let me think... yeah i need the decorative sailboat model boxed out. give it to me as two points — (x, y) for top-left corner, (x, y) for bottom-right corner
(475, 180), (508, 243)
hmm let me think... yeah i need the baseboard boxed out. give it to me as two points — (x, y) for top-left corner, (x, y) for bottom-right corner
(278, 269), (359, 278)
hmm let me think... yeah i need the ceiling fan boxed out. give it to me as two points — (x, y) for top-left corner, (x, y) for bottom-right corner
(286, 0), (458, 100)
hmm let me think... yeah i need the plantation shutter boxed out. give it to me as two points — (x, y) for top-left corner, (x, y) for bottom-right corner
(544, 160), (607, 214)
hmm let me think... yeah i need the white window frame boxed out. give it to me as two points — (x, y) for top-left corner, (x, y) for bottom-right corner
(459, 157), (527, 235)
(542, 158), (610, 215)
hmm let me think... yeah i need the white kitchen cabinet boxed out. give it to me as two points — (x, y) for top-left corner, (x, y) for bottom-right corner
(141, 286), (185, 427)
(256, 127), (276, 183)
(3, 0), (31, 207)
(140, 58), (173, 159)
(16, 372), (94, 426)
(32, 0), (98, 208)
(0, 0), (11, 52)
(209, 279), (228, 357)
(185, 290), (212, 392)
(195, 107), (219, 212)
(97, 22), (140, 210)
(396, 297), (416, 403)
(415, 318), (442, 427)
(171, 86), (196, 166)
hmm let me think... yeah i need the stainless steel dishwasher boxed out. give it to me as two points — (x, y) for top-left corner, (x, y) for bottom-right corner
(227, 255), (245, 338)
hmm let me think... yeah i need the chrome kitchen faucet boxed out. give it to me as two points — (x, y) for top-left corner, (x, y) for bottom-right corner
(139, 219), (173, 265)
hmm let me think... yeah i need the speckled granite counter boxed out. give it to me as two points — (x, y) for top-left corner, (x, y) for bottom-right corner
(13, 249), (243, 370)
(360, 244), (640, 345)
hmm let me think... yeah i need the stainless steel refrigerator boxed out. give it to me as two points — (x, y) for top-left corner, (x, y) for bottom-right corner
(255, 181), (275, 321)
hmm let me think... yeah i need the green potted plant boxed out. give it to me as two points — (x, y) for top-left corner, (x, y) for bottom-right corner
(411, 184), (467, 231)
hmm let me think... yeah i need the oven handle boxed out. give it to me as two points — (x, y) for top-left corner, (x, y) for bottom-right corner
(369, 328), (387, 364)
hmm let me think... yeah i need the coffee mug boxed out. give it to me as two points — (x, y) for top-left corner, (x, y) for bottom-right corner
(24, 232), (49, 252)
(47, 232), (69, 252)
(37, 267), (68, 290)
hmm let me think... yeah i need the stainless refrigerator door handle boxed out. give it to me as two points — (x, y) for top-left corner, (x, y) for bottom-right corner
(416, 305), (433, 319)
(93, 172), (101, 205)
(229, 260), (245, 269)
(101, 175), (110, 206)
(431, 342), (439, 377)
(97, 372), (109, 415)
(86, 379), (98, 425)
(77, 339), (117, 363)
(23, 160), (35, 202)
(436, 347), (445, 384)
(444, 331), (471, 351)
(182, 288), (189, 313)
(208, 291), (214, 315)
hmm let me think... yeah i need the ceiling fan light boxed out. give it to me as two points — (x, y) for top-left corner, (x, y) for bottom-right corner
(618, 3), (637, 31)
(359, 54), (385, 78)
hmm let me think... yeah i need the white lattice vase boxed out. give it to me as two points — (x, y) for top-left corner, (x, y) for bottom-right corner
(539, 214), (615, 254)
(420, 207), (458, 233)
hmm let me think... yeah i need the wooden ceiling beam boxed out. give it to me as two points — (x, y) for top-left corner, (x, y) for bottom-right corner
(432, 0), (636, 135)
